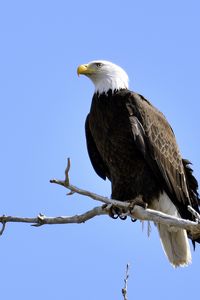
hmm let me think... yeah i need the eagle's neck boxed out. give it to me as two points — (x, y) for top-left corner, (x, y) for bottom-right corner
(92, 75), (129, 95)
(95, 88), (127, 98)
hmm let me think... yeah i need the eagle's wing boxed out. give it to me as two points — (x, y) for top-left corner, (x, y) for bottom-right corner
(85, 114), (110, 180)
(126, 92), (191, 208)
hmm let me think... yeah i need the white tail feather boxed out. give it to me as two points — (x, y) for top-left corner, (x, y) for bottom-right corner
(157, 223), (191, 267)
(150, 192), (192, 267)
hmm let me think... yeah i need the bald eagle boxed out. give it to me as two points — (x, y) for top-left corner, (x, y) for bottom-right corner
(77, 60), (200, 267)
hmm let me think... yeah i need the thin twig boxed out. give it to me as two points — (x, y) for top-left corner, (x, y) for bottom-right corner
(0, 215), (6, 236)
(50, 158), (130, 208)
(122, 263), (130, 300)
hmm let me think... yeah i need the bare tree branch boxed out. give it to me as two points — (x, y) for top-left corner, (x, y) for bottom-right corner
(122, 263), (130, 300)
(0, 158), (200, 240)
(49, 159), (200, 239)
(0, 206), (110, 234)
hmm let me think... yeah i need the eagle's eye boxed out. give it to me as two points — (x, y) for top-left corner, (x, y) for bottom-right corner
(95, 63), (103, 68)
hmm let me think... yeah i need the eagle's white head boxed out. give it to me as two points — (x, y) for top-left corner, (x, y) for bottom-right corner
(77, 60), (129, 94)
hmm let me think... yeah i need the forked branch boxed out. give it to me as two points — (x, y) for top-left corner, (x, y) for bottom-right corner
(1, 158), (200, 239)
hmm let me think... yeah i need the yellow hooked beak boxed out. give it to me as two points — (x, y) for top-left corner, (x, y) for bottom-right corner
(77, 64), (93, 76)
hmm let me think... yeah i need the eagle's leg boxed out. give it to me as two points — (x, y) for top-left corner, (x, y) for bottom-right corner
(108, 206), (125, 219)
(101, 205), (127, 220)
(104, 196), (147, 220)
(128, 196), (147, 211)
(128, 196), (147, 222)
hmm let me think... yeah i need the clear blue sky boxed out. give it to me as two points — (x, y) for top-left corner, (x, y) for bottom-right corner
(0, 1), (200, 299)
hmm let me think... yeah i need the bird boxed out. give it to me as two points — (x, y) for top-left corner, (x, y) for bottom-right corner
(77, 60), (200, 267)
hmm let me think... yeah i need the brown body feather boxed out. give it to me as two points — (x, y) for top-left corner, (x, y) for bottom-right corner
(85, 89), (200, 242)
